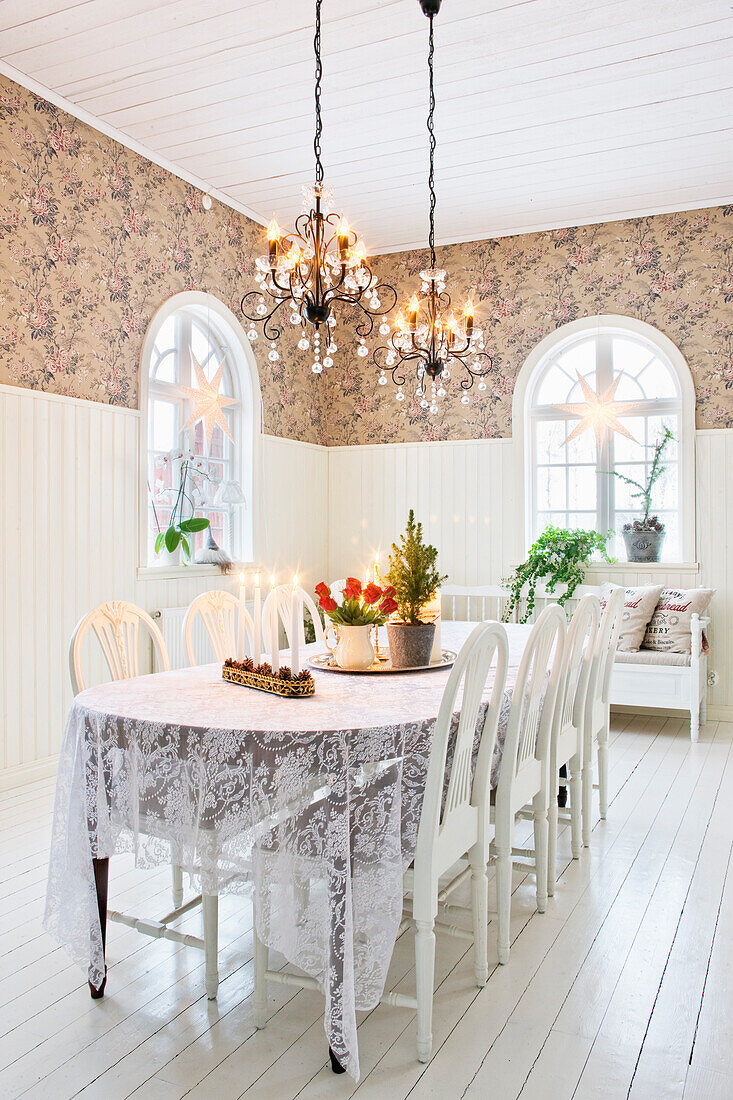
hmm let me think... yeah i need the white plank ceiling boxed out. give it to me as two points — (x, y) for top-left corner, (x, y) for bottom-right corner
(1, 0), (732, 253)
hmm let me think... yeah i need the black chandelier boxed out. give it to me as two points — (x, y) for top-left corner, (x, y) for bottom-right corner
(374, 0), (491, 412)
(241, 0), (396, 374)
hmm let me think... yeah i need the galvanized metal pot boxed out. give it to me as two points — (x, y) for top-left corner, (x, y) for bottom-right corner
(386, 621), (436, 669)
(623, 526), (666, 563)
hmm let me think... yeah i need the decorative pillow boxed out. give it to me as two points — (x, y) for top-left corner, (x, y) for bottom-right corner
(642, 588), (715, 654)
(599, 583), (664, 652)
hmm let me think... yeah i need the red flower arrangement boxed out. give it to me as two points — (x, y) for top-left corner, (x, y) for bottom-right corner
(316, 578), (398, 626)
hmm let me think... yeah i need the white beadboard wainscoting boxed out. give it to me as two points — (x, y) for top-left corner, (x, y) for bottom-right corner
(0, 385), (328, 787)
(326, 432), (733, 720)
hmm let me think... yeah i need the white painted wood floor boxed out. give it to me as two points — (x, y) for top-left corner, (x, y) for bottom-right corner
(2, 713), (733, 1100)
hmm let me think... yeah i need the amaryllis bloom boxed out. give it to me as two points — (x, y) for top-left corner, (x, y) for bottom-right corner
(381, 585), (396, 600)
(362, 583), (383, 605)
(342, 577), (362, 601)
(319, 595), (337, 613)
(379, 596), (398, 616)
(315, 581), (330, 598)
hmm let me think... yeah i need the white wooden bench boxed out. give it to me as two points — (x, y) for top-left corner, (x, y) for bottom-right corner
(441, 583), (710, 740)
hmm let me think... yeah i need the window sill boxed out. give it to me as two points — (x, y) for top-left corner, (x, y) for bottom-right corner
(137, 562), (260, 581)
(585, 561), (699, 575)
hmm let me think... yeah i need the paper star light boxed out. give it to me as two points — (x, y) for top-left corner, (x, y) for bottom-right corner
(180, 357), (236, 447)
(555, 372), (639, 447)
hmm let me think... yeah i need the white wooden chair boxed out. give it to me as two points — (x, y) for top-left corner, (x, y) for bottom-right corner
(490, 603), (565, 963)
(582, 585), (625, 847)
(262, 583), (326, 652)
(69, 600), (219, 1000)
(183, 589), (256, 666)
(441, 584), (513, 623)
(548, 594), (600, 896)
(328, 578), (347, 601)
(379, 622), (510, 1062)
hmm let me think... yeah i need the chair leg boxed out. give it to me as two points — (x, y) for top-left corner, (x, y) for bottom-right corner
(533, 800), (548, 913)
(470, 859), (489, 986)
(171, 864), (183, 910)
(203, 894), (219, 1000)
(547, 794), (558, 898)
(569, 753), (582, 859)
(598, 742), (609, 820)
(495, 842), (512, 965)
(415, 919), (436, 1063)
(253, 921), (268, 1028)
(582, 759), (593, 848)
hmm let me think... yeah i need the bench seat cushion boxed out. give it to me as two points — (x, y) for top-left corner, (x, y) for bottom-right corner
(614, 649), (691, 668)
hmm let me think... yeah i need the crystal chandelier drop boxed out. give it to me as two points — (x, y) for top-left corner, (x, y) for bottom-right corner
(374, 0), (491, 413)
(241, 0), (396, 375)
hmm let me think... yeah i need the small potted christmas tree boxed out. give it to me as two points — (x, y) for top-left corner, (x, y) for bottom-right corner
(385, 510), (447, 669)
(612, 426), (674, 563)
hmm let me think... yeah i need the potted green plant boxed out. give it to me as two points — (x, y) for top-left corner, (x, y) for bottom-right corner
(502, 526), (612, 624)
(385, 510), (447, 668)
(610, 426), (674, 563)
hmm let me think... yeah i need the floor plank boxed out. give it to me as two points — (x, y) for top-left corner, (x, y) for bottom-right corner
(3, 717), (733, 1100)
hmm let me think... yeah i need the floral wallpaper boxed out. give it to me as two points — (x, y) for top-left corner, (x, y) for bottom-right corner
(0, 77), (327, 444)
(1, 75), (731, 450)
(325, 205), (733, 445)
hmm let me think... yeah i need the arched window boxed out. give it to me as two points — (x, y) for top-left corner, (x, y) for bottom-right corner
(516, 317), (695, 562)
(140, 293), (260, 568)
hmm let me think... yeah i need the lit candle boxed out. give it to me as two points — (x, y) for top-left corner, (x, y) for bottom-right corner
(237, 572), (246, 661)
(253, 572), (261, 667)
(408, 293), (420, 332)
(267, 219), (280, 267)
(464, 297), (475, 337)
(337, 219), (349, 263)
(365, 568), (370, 585)
(270, 574), (279, 672)
(290, 574), (300, 676)
(374, 551), (380, 583)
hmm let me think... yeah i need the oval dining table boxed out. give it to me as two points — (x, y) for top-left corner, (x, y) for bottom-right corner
(44, 620), (532, 1082)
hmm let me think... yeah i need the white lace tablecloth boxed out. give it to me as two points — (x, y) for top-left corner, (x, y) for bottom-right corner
(44, 621), (532, 1080)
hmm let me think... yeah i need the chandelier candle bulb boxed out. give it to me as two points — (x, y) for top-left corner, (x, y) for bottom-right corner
(270, 575), (280, 672)
(237, 573), (247, 660)
(408, 294), (420, 332)
(253, 573), (262, 666)
(291, 576), (300, 675)
(337, 220), (349, 263)
(267, 220), (280, 267)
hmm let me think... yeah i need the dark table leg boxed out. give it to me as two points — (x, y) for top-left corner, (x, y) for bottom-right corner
(329, 1046), (346, 1074)
(89, 856), (109, 999)
(557, 763), (568, 808)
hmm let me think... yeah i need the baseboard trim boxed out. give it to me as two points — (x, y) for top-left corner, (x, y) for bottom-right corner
(612, 704), (733, 722)
(0, 756), (59, 792)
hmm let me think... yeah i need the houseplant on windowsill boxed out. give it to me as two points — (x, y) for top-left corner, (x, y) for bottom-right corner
(315, 578), (398, 670)
(502, 526), (612, 624)
(385, 510), (448, 669)
(611, 426), (674, 563)
(152, 453), (211, 565)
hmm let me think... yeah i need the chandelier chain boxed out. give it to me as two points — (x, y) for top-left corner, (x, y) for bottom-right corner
(427, 13), (436, 268)
(313, 0), (324, 184)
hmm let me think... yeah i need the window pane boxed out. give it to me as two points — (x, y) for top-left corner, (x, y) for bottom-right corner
(612, 337), (654, 378)
(536, 420), (567, 463)
(557, 340), (596, 386)
(536, 465), (566, 510)
(152, 400), (177, 452)
(568, 465), (596, 510)
(611, 371), (645, 401)
(535, 362), (574, 406)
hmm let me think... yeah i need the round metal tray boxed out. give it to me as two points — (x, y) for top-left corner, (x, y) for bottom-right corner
(308, 649), (456, 675)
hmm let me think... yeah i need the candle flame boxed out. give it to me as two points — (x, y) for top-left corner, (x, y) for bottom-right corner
(293, 573), (299, 587)
(464, 297), (475, 318)
(408, 294), (420, 314)
(254, 572), (260, 586)
(267, 219), (280, 241)
(337, 219), (349, 238)
(239, 572), (245, 585)
(270, 574), (276, 587)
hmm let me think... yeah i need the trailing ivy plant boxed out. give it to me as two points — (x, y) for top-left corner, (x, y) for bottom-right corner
(501, 526), (612, 624)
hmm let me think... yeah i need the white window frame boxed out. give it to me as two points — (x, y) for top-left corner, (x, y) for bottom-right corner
(512, 315), (696, 564)
(138, 291), (262, 576)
